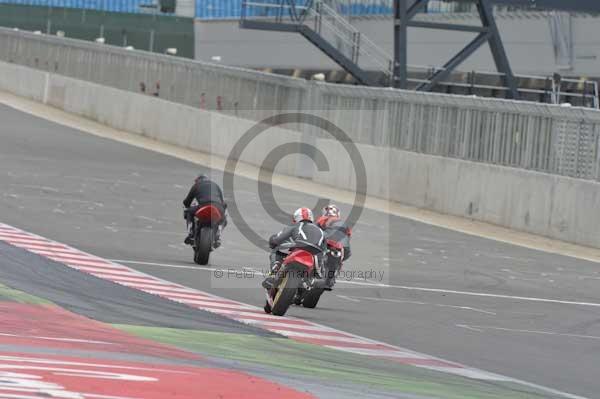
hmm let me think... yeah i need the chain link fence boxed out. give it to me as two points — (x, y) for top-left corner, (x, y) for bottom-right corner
(1, 27), (600, 180)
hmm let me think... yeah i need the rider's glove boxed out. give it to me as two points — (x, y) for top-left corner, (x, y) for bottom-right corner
(268, 236), (278, 249)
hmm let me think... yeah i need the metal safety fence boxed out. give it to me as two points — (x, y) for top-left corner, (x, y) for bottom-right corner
(1, 27), (600, 180)
(316, 84), (600, 179)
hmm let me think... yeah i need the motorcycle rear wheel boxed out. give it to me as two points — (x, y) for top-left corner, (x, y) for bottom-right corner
(301, 287), (324, 308)
(193, 226), (212, 265)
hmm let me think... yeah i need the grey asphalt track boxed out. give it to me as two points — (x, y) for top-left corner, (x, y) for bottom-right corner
(1, 103), (599, 398)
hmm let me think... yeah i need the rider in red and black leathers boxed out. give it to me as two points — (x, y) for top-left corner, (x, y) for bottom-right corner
(262, 207), (325, 290)
(316, 205), (352, 261)
(183, 174), (227, 245)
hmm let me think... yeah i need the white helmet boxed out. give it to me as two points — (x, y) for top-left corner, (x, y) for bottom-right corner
(293, 207), (314, 223)
(322, 204), (340, 218)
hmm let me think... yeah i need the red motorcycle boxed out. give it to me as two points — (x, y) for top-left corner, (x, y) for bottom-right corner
(264, 248), (318, 316)
(191, 204), (223, 265)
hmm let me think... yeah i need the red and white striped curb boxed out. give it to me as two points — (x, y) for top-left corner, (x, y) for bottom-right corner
(0, 223), (508, 382)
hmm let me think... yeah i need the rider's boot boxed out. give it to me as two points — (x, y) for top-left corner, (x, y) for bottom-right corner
(323, 266), (337, 291)
(293, 292), (303, 305)
(324, 275), (335, 291)
(261, 260), (282, 290)
(184, 224), (194, 245)
(213, 225), (223, 248)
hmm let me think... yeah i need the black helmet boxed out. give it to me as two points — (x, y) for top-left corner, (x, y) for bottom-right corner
(195, 174), (208, 183)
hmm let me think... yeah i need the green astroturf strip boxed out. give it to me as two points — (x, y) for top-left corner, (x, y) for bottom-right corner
(115, 324), (551, 399)
(0, 283), (53, 304)
(0, 281), (560, 398)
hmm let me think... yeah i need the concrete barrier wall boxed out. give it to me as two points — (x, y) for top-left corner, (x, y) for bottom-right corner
(46, 68), (305, 177)
(0, 61), (46, 102)
(316, 139), (600, 247)
(3, 60), (600, 248)
(4, 28), (600, 183)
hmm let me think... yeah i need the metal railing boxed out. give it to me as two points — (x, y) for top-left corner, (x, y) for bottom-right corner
(242, 0), (475, 18)
(316, 84), (600, 180)
(1, 27), (600, 181)
(241, 0), (598, 106)
(309, 1), (598, 105)
(307, 1), (394, 78)
(402, 66), (599, 108)
(241, 0), (394, 79)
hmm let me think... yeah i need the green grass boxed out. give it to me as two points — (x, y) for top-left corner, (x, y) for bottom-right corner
(115, 324), (553, 399)
(0, 283), (52, 304)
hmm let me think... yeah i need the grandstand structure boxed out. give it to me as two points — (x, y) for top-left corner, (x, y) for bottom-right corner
(239, 1), (517, 90)
(1, 0), (599, 107)
(0, 0), (560, 19)
(236, 0), (599, 107)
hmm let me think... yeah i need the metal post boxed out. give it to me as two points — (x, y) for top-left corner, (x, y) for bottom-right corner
(477, 0), (518, 99)
(553, 72), (562, 104)
(407, 0), (429, 19)
(277, 0), (284, 23)
(351, 32), (358, 63)
(354, 32), (361, 64)
(317, 3), (322, 33)
(468, 71), (475, 95)
(544, 77), (552, 104)
(393, 0), (408, 89)
(149, 30), (155, 53)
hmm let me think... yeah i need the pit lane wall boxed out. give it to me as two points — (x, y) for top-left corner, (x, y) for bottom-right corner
(2, 60), (600, 249)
